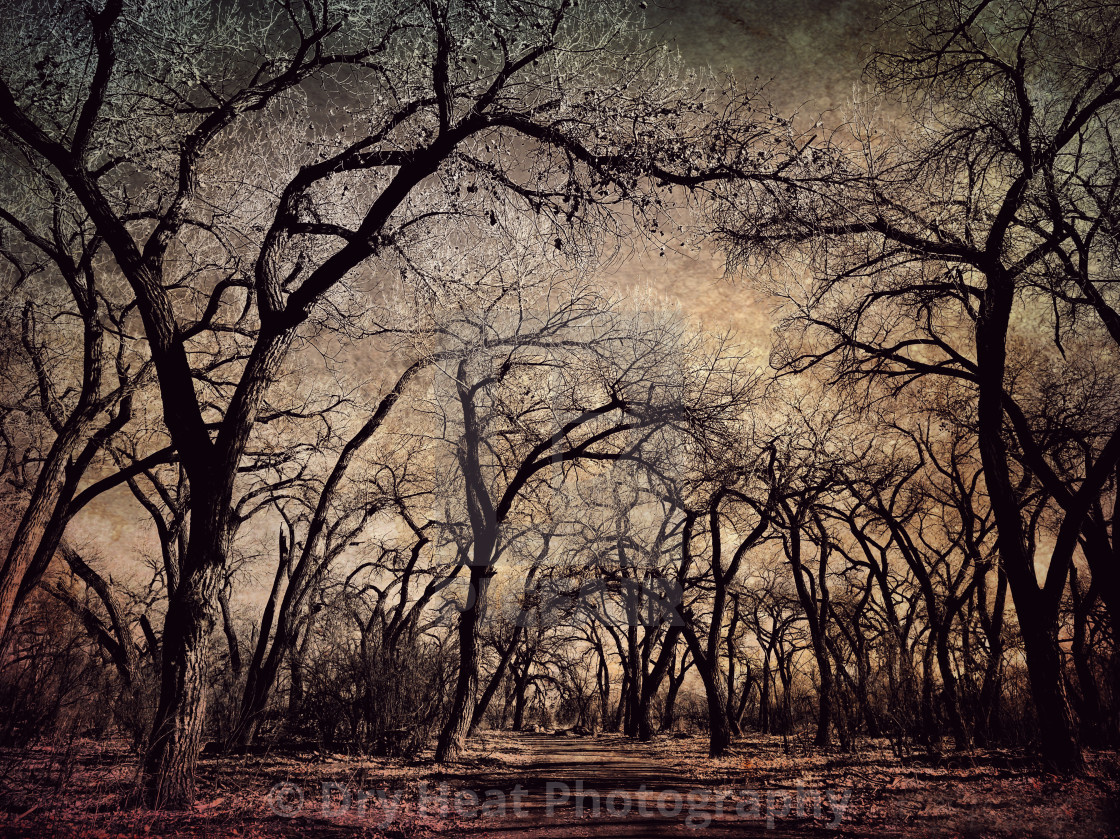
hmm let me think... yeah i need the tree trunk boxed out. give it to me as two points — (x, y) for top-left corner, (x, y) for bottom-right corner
(1019, 617), (1081, 769)
(142, 563), (222, 808)
(512, 664), (532, 731)
(638, 627), (681, 740)
(975, 643), (1003, 747)
(918, 642), (938, 750)
(725, 606), (742, 737)
(679, 622), (731, 756)
(778, 653), (794, 735)
(695, 652), (732, 756)
(758, 661), (772, 734)
(815, 667), (834, 749)
(783, 519), (834, 748)
(594, 638), (611, 728)
(975, 276), (1082, 770)
(854, 646), (879, 738)
(624, 621), (640, 736)
(0, 443), (77, 651)
(733, 678), (752, 733)
(612, 669), (628, 732)
(1078, 521), (1120, 743)
(933, 622), (970, 749)
(470, 628), (523, 736)
(287, 640), (306, 733)
(435, 567), (490, 760)
(660, 663), (685, 733)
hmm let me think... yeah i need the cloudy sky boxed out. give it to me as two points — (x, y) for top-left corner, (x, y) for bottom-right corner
(602, 0), (885, 346)
(660, 0), (881, 112)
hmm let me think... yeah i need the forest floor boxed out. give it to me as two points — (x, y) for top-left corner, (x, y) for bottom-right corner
(0, 730), (1118, 838)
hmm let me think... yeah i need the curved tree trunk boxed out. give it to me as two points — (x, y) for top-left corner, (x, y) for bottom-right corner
(512, 666), (532, 731)
(973, 273), (1084, 771)
(659, 660), (687, 733)
(623, 620), (641, 737)
(783, 517), (834, 749)
(678, 621), (732, 756)
(1018, 617), (1081, 769)
(469, 630), (521, 736)
(933, 621), (970, 749)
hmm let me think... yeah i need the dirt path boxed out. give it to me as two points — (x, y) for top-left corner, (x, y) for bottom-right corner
(4, 732), (1115, 837)
(414, 732), (856, 837)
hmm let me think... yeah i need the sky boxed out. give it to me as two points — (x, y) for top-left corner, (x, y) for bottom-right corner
(658, 0), (881, 113)
(606, 0), (885, 347)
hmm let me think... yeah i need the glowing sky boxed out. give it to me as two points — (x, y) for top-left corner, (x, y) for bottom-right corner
(658, 0), (880, 113)
(610, 0), (884, 346)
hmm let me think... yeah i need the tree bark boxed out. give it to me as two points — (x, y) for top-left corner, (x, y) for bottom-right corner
(932, 617), (969, 749)
(659, 654), (688, 733)
(142, 562), (223, 808)
(678, 615), (732, 756)
(638, 626), (681, 740)
(0, 461), (68, 651)
(783, 517), (834, 749)
(975, 275), (1081, 770)
(690, 642), (732, 756)
(511, 660), (532, 732)
(435, 566), (491, 760)
(623, 618), (640, 737)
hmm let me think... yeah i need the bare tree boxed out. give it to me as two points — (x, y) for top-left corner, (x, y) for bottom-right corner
(674, 474), (774, 755)
(714, 0), (1120, 769)
(0, 160), (158, 652)
(739, 562), (805, 737)
(415, 277), (751, 759)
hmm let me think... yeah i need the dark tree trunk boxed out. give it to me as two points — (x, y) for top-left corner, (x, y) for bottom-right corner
(758, 661), (772, 734)
(1019, 617), (1081, 768)
(612, 668), (629, 732)
(725, 603), (743, 737)
(1078, 521), (1120, 743)
(679, 622), (732, 756)
(511, 659), (532, 731)
(972, 564), (1006, 746)
(624, 620), (640, 737)
(975, 276), (1082, 771)
(975, 645), (1004, 747)
(854, 648), (879, 738)
(660, 659), (686, 733)
(0, 365), (126, 650)
(638, 627), (681, 740)
(777, 652), (794, 735)
(1069, 613), (1106, 743)
(919, 642), (938, 750)
(696, 653), (732, 756)
(469, 627), (523, 736)
(815, 668), (834, 749)
(0, 457), (71, 651)
(287, 637), (307, 732)
(142, 562), (223, 808)
(783, 518), (834, 749)
(933, 622), (970, 749)
(435, 566), (491, 760)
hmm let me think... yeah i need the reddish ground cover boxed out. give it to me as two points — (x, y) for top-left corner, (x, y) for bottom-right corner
(1, 732), (1117, 837)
